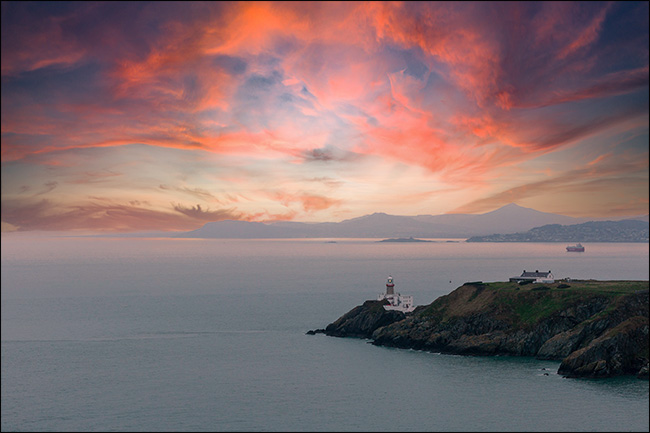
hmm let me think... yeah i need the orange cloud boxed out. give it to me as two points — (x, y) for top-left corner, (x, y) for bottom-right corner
(273, 191), (342, 213)
(451, 152), (650, 216)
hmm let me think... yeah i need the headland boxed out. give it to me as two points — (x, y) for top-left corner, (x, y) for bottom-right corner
(308, 279), (649, 379)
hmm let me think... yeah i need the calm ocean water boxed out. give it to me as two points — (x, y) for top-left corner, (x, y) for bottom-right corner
(2, 235), (649, 432)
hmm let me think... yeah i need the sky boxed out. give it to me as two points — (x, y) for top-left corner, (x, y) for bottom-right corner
(1, 1), (649, 233)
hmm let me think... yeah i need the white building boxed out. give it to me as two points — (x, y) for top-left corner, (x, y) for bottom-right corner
(509, 270), (555, 284)
(377, 275), (415, 312)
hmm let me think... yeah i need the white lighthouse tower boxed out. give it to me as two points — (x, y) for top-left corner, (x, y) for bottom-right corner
(386, 275), (395, 295)
(378, 275), (415, 312)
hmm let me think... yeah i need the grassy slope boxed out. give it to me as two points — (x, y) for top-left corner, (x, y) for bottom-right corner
(418, 280), (649, 328)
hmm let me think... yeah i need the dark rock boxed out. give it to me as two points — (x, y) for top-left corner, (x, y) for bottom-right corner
(558, 316), (649, 378)
(323, 300), (406, 339)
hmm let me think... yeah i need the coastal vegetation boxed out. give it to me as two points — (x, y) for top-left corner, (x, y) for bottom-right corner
(419, 280), (645, 326)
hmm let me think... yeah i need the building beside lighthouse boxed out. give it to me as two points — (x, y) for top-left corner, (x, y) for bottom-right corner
(377, 275), (415, 312)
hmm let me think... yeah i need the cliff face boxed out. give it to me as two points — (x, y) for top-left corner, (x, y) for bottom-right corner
(316, 281), (649, 379)
(322, 300), (406, 338)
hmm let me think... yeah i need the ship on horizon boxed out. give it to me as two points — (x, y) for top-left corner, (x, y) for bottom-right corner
(566, 243), (585, 252)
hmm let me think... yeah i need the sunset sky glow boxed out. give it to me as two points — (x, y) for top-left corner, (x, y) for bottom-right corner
(1, 1), (649, 233)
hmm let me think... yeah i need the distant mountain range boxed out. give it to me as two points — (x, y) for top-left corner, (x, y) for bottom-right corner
(173, 203), (649, 240)
(467, 219), (649, 242)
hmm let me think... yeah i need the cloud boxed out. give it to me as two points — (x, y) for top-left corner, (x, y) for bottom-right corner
(272, 192), (342, 213)
(451, 155), (649, 217)
(67, 171), (122, 184)
(538, 67), (649, 107)
(528, 105), (649, 152)
(3, 1), (644, 165)
(555, 2), (612, 60)
(160, 185), (218, 202)
(1, 1), (647, 231)
(35, 181), (58, 195)
(171, 203), (241, 222)
(1, 198), (242, 232)
(302, 148), (337, 162)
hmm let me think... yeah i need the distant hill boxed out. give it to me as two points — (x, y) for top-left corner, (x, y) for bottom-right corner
(174, 204), (649, 239)
(411, 203), (586, 234)
(466, 219), (649, 242)
(177, 220), (300, 238)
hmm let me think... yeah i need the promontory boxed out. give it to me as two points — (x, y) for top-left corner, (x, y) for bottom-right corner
(308, 280), (649, 379)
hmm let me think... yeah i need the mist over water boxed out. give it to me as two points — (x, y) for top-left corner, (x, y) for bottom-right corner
(2, 236), (648, 431)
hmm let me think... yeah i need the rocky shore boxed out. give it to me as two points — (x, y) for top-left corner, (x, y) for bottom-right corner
(308, 280), (649, 379)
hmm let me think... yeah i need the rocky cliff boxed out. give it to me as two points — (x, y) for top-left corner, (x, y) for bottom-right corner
(307, 299), (406, 338)
(310, 280), (649, 379)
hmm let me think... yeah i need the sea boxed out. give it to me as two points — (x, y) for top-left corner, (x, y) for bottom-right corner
(1, 235), (649, 432)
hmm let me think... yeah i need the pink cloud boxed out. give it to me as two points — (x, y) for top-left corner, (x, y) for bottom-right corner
(1, 2), (647, 231)
(556, 3), (612, 60)
(272, 191), (342, 213)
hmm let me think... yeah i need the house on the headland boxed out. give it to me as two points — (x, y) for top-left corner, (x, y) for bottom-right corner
(509, 270), (555, 284)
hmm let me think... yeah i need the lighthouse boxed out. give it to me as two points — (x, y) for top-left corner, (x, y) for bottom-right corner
(377, 275), (415, 313)
(386, 275), (395, 295)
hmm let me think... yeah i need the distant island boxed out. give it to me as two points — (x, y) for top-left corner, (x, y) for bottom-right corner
(378, 237), (432, 243)
(466, 219), (649, 242)
(308, 279), (649, 380)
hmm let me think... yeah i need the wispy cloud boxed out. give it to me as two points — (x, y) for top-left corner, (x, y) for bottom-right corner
(1, 197), (244, 232)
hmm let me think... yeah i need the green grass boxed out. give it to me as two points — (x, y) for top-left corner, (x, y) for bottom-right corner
(494, 280), (647, 325)
(496, 291), (585, 325)
(416, 280), (648, 326)
(485, 279), (647, 294)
